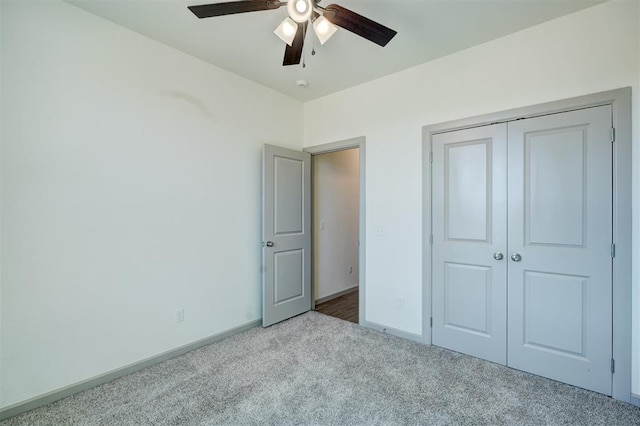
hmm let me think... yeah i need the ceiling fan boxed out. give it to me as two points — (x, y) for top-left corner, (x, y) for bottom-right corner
(188, 0), (397, 66)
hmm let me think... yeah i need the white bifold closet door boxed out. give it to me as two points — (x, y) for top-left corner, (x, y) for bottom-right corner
(432, 123), (508, 365)
(506, 106), (612, 395)
(432, 105), (613, 395)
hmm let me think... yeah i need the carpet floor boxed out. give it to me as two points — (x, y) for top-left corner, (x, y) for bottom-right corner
(2, 312), (639, 425)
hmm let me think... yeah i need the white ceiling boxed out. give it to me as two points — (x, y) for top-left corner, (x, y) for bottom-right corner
(66, 0), (606, 101)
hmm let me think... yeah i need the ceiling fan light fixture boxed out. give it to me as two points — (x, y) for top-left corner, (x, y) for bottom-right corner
(313, 15), (337, 45)
(287, 0), (312, 23)
(274, 17), (298, 46)
(295, 1), (307, 13)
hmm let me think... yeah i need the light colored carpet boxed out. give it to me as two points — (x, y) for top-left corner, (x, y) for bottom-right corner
(2, 311), (639, 425)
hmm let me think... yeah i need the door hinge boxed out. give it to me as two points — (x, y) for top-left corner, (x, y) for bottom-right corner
(429, 234), (433, 245)
(429, 152), (433, 163)
(611, 358), (615, 373)
(611, 128), (616, 143)
(611, 243), (616, 258)
(430, 317), (433, 327)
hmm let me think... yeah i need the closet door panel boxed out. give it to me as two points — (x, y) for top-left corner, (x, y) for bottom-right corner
(432, 124), (507, 365)
(507, 105), (612, 395)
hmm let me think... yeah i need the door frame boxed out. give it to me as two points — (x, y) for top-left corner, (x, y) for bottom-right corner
(422, 87), (632, 403)
(305, 137), (366, 324)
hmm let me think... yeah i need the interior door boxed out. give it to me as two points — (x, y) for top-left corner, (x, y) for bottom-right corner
(507, 105), (613, 395)
(262, 144), (311, 327)
(431, 124), (508, 364)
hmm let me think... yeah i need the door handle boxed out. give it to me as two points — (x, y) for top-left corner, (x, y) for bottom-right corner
(511, 253), (522, 262)
(265, 241), (275, 247)
(493, 252), (504, 261)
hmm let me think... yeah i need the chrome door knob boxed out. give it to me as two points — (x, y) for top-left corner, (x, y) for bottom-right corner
(493, 252), (504, 261)
(511, 253), (522, 262)
(265, 241), (275, 247)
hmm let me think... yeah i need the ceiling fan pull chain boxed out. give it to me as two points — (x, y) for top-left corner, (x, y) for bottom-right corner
(302, 21), (308, 67)
(311, 24), (316, 56)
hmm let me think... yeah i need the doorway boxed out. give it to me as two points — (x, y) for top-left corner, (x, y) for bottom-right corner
(262, 137), (365, 328)
(305, 137), (365, 325)
(311, 148), (360, 323)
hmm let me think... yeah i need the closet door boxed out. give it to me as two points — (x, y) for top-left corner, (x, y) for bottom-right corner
(432, 124), (507, 364)
(507, 105), (613, 395)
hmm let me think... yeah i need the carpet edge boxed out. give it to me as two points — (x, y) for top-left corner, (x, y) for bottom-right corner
(0, 318), (262, 421)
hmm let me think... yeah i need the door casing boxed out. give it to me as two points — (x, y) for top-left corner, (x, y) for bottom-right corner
(422, 87), (632, 403)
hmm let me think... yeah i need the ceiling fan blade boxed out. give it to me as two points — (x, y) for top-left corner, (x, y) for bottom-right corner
(323, 4), (397, 47)
(188, 0), (281, 19)
(283, 22), (307, 66)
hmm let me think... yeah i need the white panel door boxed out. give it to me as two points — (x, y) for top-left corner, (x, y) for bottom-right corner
(432, 124), (508, 365)
(262, 144), (311, 327)
(507, 106), (612, 395)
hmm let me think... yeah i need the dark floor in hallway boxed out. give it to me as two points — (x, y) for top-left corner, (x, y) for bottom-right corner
(314, 289), (358, 323)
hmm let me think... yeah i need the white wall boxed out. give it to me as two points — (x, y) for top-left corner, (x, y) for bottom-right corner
(0, 0), (303, 408)
(304, 0), (640, 377)
(635, 0), (640, 398)
(0, 1), (4, 406)
(2, 0), (639, 411)
(312, 149), (359, 301)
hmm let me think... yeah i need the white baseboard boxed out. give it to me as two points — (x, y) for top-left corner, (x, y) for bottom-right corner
(0, 318), (262, 421)
(361, 320), (428, 345)
(315, 284), (358, 305)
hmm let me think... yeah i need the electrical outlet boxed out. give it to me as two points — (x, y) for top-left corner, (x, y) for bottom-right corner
(348, 265), (353, 274)
(176, 308), (184, 323)
(396, 297), (404, 310)
(320, 221), (325, 230)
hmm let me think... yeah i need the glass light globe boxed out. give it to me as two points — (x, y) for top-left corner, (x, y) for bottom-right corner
(295, 0), (307, 13)
(274, 17), (298, 46)
(313, 15), (337, 45)
(287, 0), (312, 23)
(283, 20), (296, 36)
(316, 19), (328, 33)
